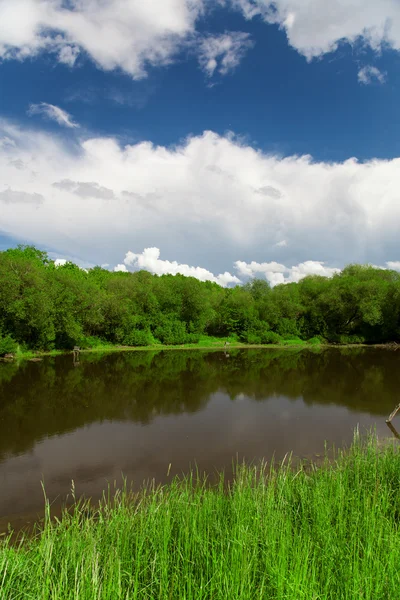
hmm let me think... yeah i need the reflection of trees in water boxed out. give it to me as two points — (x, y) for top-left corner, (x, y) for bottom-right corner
(0, 348), (398, 460)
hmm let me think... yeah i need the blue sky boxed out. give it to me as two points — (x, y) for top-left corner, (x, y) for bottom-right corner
(1, 0), (400, 285)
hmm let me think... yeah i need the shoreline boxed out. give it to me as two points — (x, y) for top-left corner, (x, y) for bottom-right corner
(2, 434), (400, 598)
(2, 340), (399, 361)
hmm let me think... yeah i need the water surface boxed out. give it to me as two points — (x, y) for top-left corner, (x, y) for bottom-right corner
(0, 347), (398, 532)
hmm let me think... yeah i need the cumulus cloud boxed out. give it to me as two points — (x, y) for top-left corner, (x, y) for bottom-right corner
(58, 45), (80, 67)
(122, 247), (241, 287)
(114, 264), (128, 272)
(54, 258), (67, 267)
(1, 120), (400, 272)
(111, 250), (342, 288)
(28, 103), (79, 128)
(231, 0), (400, 59)
(48, 251), (95, 270)
(235, 258), (340, 286)
(275, 240), (287, 247)
(0, 0), (206, 78)
(386, 261), (400, 271)
(0, 0), (399, 81)
(358, 65), (386, 84)
(197, 31), (253, 76)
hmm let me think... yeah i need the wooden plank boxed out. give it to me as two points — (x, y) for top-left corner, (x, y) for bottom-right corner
(386, 403), (400, 424)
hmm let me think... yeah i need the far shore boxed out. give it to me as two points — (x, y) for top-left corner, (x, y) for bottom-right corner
(2, 339), (399, 361)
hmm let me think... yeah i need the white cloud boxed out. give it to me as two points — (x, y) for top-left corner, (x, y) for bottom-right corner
(288, 261), (341, 283)
(231, 0), (400, 59)
(0, 0), (206, 78)
(235, 258), (340, 286)
(54, 258), (67, 267)
(358, 65), (386, 84)
(48, 252), (94, 270)
(114, 264), (128, 272)
(386, 261), (400, 271)
(235, 260), (287, 278)
(116, 249), (342, 287)
(275, 240), (287, 247)
(58, 45), (80, 67)
(1, 0), (399, 79)
(2, 121), (400, 273)
(28, 103), (79, 128)
(197, 31), (253, 76)
(122, 247), (241, 287)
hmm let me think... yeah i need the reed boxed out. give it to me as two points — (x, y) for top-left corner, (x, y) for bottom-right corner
(1, 432), (399, 599)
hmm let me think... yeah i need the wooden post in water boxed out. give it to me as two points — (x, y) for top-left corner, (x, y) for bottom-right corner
(386, 420), (400, 440)
(73, 346), (80, 366)
(386, 402), (400, 439)
(386, 403), (400, 424)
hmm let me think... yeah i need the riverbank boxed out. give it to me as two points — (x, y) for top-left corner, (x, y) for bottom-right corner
(5, 338), (400, 361)
(3, 336), (360, 360)
(1, 433), (399, 599)
(1, 336), (333, 360)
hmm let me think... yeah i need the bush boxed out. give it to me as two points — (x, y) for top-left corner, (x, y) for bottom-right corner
(276, 318), (300, 337)
(123, 329), (155, 347)
(261, 331), (282, 345)
(154, 320), (189, 345)
(240, 328), (282, 345)
(338, 335), (366, 345)
(307, 336), (323, 345)
(0, 333), (18, 356)
(242, 331), (262, 344)
(78, 336), (109, 349)
(240, 319), (279, 345)
(280, 333), (301, 341)
(185, 333), (201, 344)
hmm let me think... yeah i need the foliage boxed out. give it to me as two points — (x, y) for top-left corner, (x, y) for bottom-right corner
(1, 434), (400, 599)
(0, 333), (17, 356)
(307, 336), (323, 346)
(78, 336), (112, 350)
(1, 246), (400, 350)
(123, 329), (156, 347)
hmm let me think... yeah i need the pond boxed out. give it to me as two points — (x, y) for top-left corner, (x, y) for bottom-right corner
(0, 347), (398, 533)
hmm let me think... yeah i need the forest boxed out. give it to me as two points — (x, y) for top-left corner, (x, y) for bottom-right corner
(1, 245), (400, 354)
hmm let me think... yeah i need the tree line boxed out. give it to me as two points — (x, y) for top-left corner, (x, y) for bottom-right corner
(1, 245), (400, 353)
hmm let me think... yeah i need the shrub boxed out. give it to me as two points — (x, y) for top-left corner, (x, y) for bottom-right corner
(280, 333), (301, 341)
(261, 331), (282, 345)
(242, 331), (262, 344)
(78, 336), (109, 349)
(185, 333), (201, 344)
(0, 333), (18, 356)
(124, 329), (155, 347)
(240, 320), (279, 345)
(307, 336), (323, 345)
(338, 335), (366, 345)
(276, 318), (300, 337)
(154, 320), (189, 345)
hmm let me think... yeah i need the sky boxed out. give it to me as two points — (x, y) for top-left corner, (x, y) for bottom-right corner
(1, 0), (400, 286)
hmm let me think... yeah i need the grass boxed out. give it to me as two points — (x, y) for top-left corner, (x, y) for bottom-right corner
(11, 336), (320, 360)
(14, 346), (65, 360)
(1, 432), (400, 599)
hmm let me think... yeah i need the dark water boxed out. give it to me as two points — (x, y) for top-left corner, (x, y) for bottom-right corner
(0, 347), (399, 532)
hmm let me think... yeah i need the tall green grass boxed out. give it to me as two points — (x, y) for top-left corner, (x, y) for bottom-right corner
(1, 433), (400, 599)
